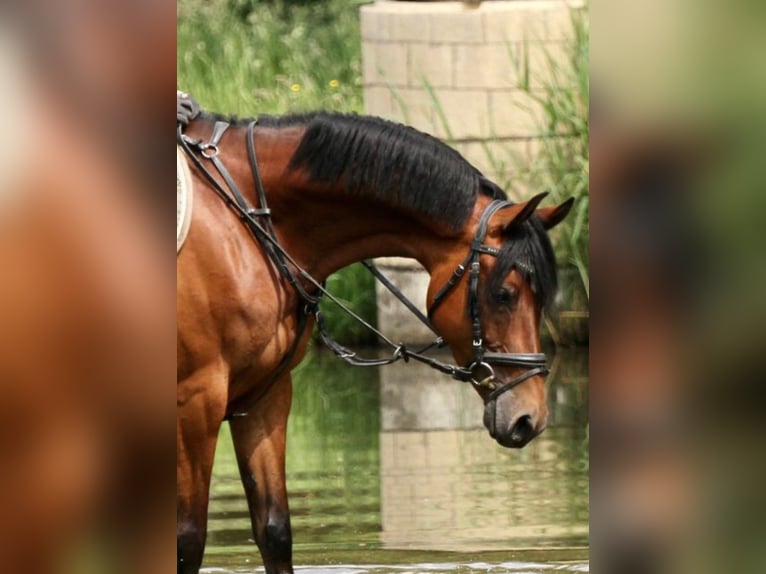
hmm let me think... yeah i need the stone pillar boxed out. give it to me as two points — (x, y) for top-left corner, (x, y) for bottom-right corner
(373, 257), (435, 346)
(361, 0), (582, 186)
(361, 0), (582, 344)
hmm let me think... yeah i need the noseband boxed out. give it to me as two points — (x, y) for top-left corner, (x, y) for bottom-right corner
(426, 199), (549, 400)
(177, 112), (548, 403)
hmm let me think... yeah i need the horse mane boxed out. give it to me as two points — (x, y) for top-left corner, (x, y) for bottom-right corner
(198, 110), (557, 304)
(282, 113), (510, 232)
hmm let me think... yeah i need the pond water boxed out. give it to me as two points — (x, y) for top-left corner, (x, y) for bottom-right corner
(202, 347), (589, 574)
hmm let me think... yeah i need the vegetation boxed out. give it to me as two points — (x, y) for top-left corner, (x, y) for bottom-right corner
(178, 0), (377, 344)
(178, 0), (367, 115)
(514, 7), (589, 306)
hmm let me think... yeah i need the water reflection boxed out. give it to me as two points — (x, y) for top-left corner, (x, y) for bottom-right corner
(379, 350), (587, 552)
(203, 347), (588, 573)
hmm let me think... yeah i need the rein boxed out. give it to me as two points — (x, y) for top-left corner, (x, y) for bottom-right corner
(177, 117), (548, 399)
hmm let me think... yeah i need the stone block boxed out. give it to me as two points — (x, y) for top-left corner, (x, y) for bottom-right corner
(361, 40), (377, 85)
(525, 40), (570, 89)
(408, 43), (454, 89)
(364, 85), (394, 117)
(388, 87), (438, 135)
(455, 140), (528, 187)
(427, 88), (490, 140)
(360, 8), (391, 42)
(525, 135), (557, 163)
(454, 141), (494, 177)
(488, 89), (546, 138)
(390, 10), (432, 42)
(483, 0), (581, 43)
(429, 8), (484, 44)
(543, 3), (581, 41)
(453, 43), (518, 90)
(376, 256), (424, 271)
(364, 41), (409, 87)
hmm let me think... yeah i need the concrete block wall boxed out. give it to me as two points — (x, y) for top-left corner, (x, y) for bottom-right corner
(361, 1), (582, 344)
(361, 0), (582, 184)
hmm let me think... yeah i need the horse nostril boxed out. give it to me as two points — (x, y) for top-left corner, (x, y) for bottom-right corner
(510, 414), (534, 444)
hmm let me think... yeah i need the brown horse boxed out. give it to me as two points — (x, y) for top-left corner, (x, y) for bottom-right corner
(176, 108), (572, 573)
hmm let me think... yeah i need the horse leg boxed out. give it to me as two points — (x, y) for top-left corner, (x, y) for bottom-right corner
(229, 375), (294, 574)
(177, 364), (228, 574)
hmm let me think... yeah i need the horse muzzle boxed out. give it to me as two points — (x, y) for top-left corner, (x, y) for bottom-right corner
(483, 397), (546, 448)
(481, 366), (549, 448)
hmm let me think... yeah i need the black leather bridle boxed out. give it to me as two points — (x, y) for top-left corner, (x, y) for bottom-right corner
(177, 113), (549, 405)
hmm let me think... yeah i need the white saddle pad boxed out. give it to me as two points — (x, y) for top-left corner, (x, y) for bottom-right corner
(177, 146), (193, 253)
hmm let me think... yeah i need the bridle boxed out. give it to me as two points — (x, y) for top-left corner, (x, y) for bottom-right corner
(177, 111), (549, 405)
(425, 199), (549, 402)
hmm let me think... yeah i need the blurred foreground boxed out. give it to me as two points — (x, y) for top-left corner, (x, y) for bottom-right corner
(592, 0), (766, 572)
(0, 2), (175, 573)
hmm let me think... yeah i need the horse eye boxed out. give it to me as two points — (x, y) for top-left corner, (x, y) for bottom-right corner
(495, 287), (518, 306)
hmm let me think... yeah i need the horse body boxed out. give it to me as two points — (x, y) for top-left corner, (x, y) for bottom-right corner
(177, 112), (571, 574)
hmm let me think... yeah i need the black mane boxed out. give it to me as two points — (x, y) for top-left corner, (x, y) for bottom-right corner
(279, 112), (506, 232)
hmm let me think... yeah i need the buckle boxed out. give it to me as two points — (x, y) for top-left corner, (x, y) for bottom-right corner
(200, 143), (219, 159)
(468, 361), (496, 389)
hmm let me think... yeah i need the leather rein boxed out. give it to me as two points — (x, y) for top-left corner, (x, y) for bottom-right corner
(177, 118), (549, 400)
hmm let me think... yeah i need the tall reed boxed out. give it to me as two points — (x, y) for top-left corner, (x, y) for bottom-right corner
(512, 7), (590, 304)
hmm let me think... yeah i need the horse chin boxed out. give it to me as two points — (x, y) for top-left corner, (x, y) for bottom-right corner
(492, 433), (532, 449)
(487, 427), (539, 449)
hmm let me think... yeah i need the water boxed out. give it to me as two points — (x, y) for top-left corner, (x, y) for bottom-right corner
(203, 348), (589, 573)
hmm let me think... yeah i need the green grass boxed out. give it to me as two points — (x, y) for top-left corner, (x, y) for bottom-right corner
(178, 0), (376, 344)
(178, 0), (367, 115)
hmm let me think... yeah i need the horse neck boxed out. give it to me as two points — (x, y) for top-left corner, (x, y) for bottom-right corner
(253, 132), (487, 282)
(273, 187), (480, 282)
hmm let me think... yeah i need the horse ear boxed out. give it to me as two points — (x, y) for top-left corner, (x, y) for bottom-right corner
(536, 197), (575, 230)
(493, 192), (548, 233)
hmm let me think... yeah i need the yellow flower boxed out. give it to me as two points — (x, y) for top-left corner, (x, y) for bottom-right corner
(328, 79), (339, 89)
(290, 83), (301, 92)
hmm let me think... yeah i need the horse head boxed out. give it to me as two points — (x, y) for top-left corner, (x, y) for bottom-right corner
(427, 193), (573, 447)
